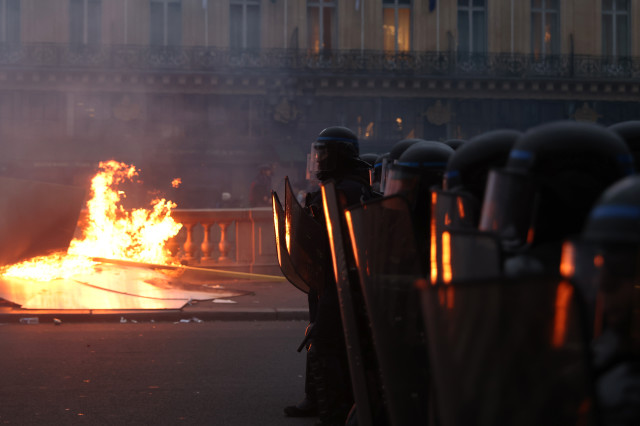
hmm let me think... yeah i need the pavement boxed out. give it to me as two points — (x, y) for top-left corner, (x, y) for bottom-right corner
(0, 278), (311, 324)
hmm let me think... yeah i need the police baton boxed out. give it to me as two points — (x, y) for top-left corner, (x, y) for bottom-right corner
(296, 322), (315, 352)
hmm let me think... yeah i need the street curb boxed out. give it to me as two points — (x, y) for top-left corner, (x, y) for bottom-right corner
(0, 309), (309, 324)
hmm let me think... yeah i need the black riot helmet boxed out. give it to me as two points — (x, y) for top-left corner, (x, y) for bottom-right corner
(360, 153), (378, 167)
(582, 175), (640, 245)
(380, 139), (421, 193)
(444, 129), (521, 204)
(480, 121), (635, 253)
(436, 129), (521, 229)
(610, 120), (640, 171)
(309, 126), (368, 181)
(384, 140), (454, 200)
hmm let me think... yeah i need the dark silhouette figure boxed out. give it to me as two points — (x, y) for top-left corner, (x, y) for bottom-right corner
(249, 164), (273, 207)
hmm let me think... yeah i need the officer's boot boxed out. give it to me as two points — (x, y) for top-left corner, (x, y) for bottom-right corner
(284, 349), (318, 417)
(309, 346), (352, 426)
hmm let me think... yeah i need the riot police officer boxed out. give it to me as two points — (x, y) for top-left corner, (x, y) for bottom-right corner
(285, 126), (372, 426)
(383, 140), (454, 262)
(479, 121), (634, 276)
(561, 175), (640, 426)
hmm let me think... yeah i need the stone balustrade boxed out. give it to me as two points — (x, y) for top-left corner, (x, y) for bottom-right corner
(168, 207), (279, 275)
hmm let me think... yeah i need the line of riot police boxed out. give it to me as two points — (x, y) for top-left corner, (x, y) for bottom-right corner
(273, 121), (640, 426)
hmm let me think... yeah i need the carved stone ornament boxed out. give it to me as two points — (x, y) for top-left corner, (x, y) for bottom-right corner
(273, 98), (300, 124)
(425, 100), (451, 126)
(573, 102), (601, 123)
(113, 95), (142, 122)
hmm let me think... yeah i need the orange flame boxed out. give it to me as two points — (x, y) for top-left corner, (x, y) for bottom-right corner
(1, 161), (182, 281)
(172, 178), (182, 188)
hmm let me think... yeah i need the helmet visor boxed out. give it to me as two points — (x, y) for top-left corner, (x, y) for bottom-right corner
(561, 240), (639, 293)
(561, 240), (639, 341)
(479, 169), (538, 251)
(379, 157), (393, 193)
(432, 189), (479, 231)
(371, 162), (382, 187)
(383, 166), (420, 199)
(309, 142), (335, 174)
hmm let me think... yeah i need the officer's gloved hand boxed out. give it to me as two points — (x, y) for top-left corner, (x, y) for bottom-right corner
(297, 322), (315, 352)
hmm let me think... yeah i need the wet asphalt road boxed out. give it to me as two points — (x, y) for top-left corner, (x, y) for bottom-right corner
(0, 320), (317, 426)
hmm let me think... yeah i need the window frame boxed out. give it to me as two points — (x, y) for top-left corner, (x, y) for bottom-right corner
(531, 0), (560, 57)
(383, 0), (412, 53)
(69, 0), (102, 45)
(457, 0), (487, 54)
(150, 0), (182, 47)
(307, 0), (337, 52)
(0, 0), (19, 44)
(602, 0), (630, 58)
(230, 0), (261, 50)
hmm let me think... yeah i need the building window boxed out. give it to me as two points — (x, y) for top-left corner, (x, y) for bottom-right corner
(0, 0), (20, 44)
(150, 0), (182, 46)
(307, 0), (336, 52)
(457, 0), (486, 54)
(230, 0), (260, 50)
(531, 0), (560, 57)
(383, 0), (411, 52)
(69, 0), (101, 45)
(602, 0), (630, 58)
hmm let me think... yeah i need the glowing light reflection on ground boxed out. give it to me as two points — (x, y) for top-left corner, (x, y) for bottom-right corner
(0, 263), (248, 310)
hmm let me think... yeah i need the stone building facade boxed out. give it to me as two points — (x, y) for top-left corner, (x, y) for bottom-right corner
(0, 0), (638, 207)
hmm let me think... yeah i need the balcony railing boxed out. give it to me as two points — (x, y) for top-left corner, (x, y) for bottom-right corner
(167, 207), (279, 276)
(0, 43), (639, 80)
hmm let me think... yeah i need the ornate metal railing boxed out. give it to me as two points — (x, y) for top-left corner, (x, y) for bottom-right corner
(0, 43), (639, 80)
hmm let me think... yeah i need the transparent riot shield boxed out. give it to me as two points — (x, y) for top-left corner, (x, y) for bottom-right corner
(432, 189), (479, 233)
(321, 181), (378, 426)
(284, 176), (327, 292)
(420, 277), (599, 426)
(345, 195), (431, 426)
(0, 177), (85, 266)
(561, 239), (640, 353)
(432, 229), (502, 284)
(430, 189), (502, 284)
(272, 191), (310, 294)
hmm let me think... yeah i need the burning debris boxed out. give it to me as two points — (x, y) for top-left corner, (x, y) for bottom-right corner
(0, 161), (247, 310)
(69, 160), (182, 266)
(2, 160), (181, 281)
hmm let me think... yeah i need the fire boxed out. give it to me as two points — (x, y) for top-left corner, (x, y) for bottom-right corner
(1, 161), (182, 281)
(172, 178), (182, 188)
